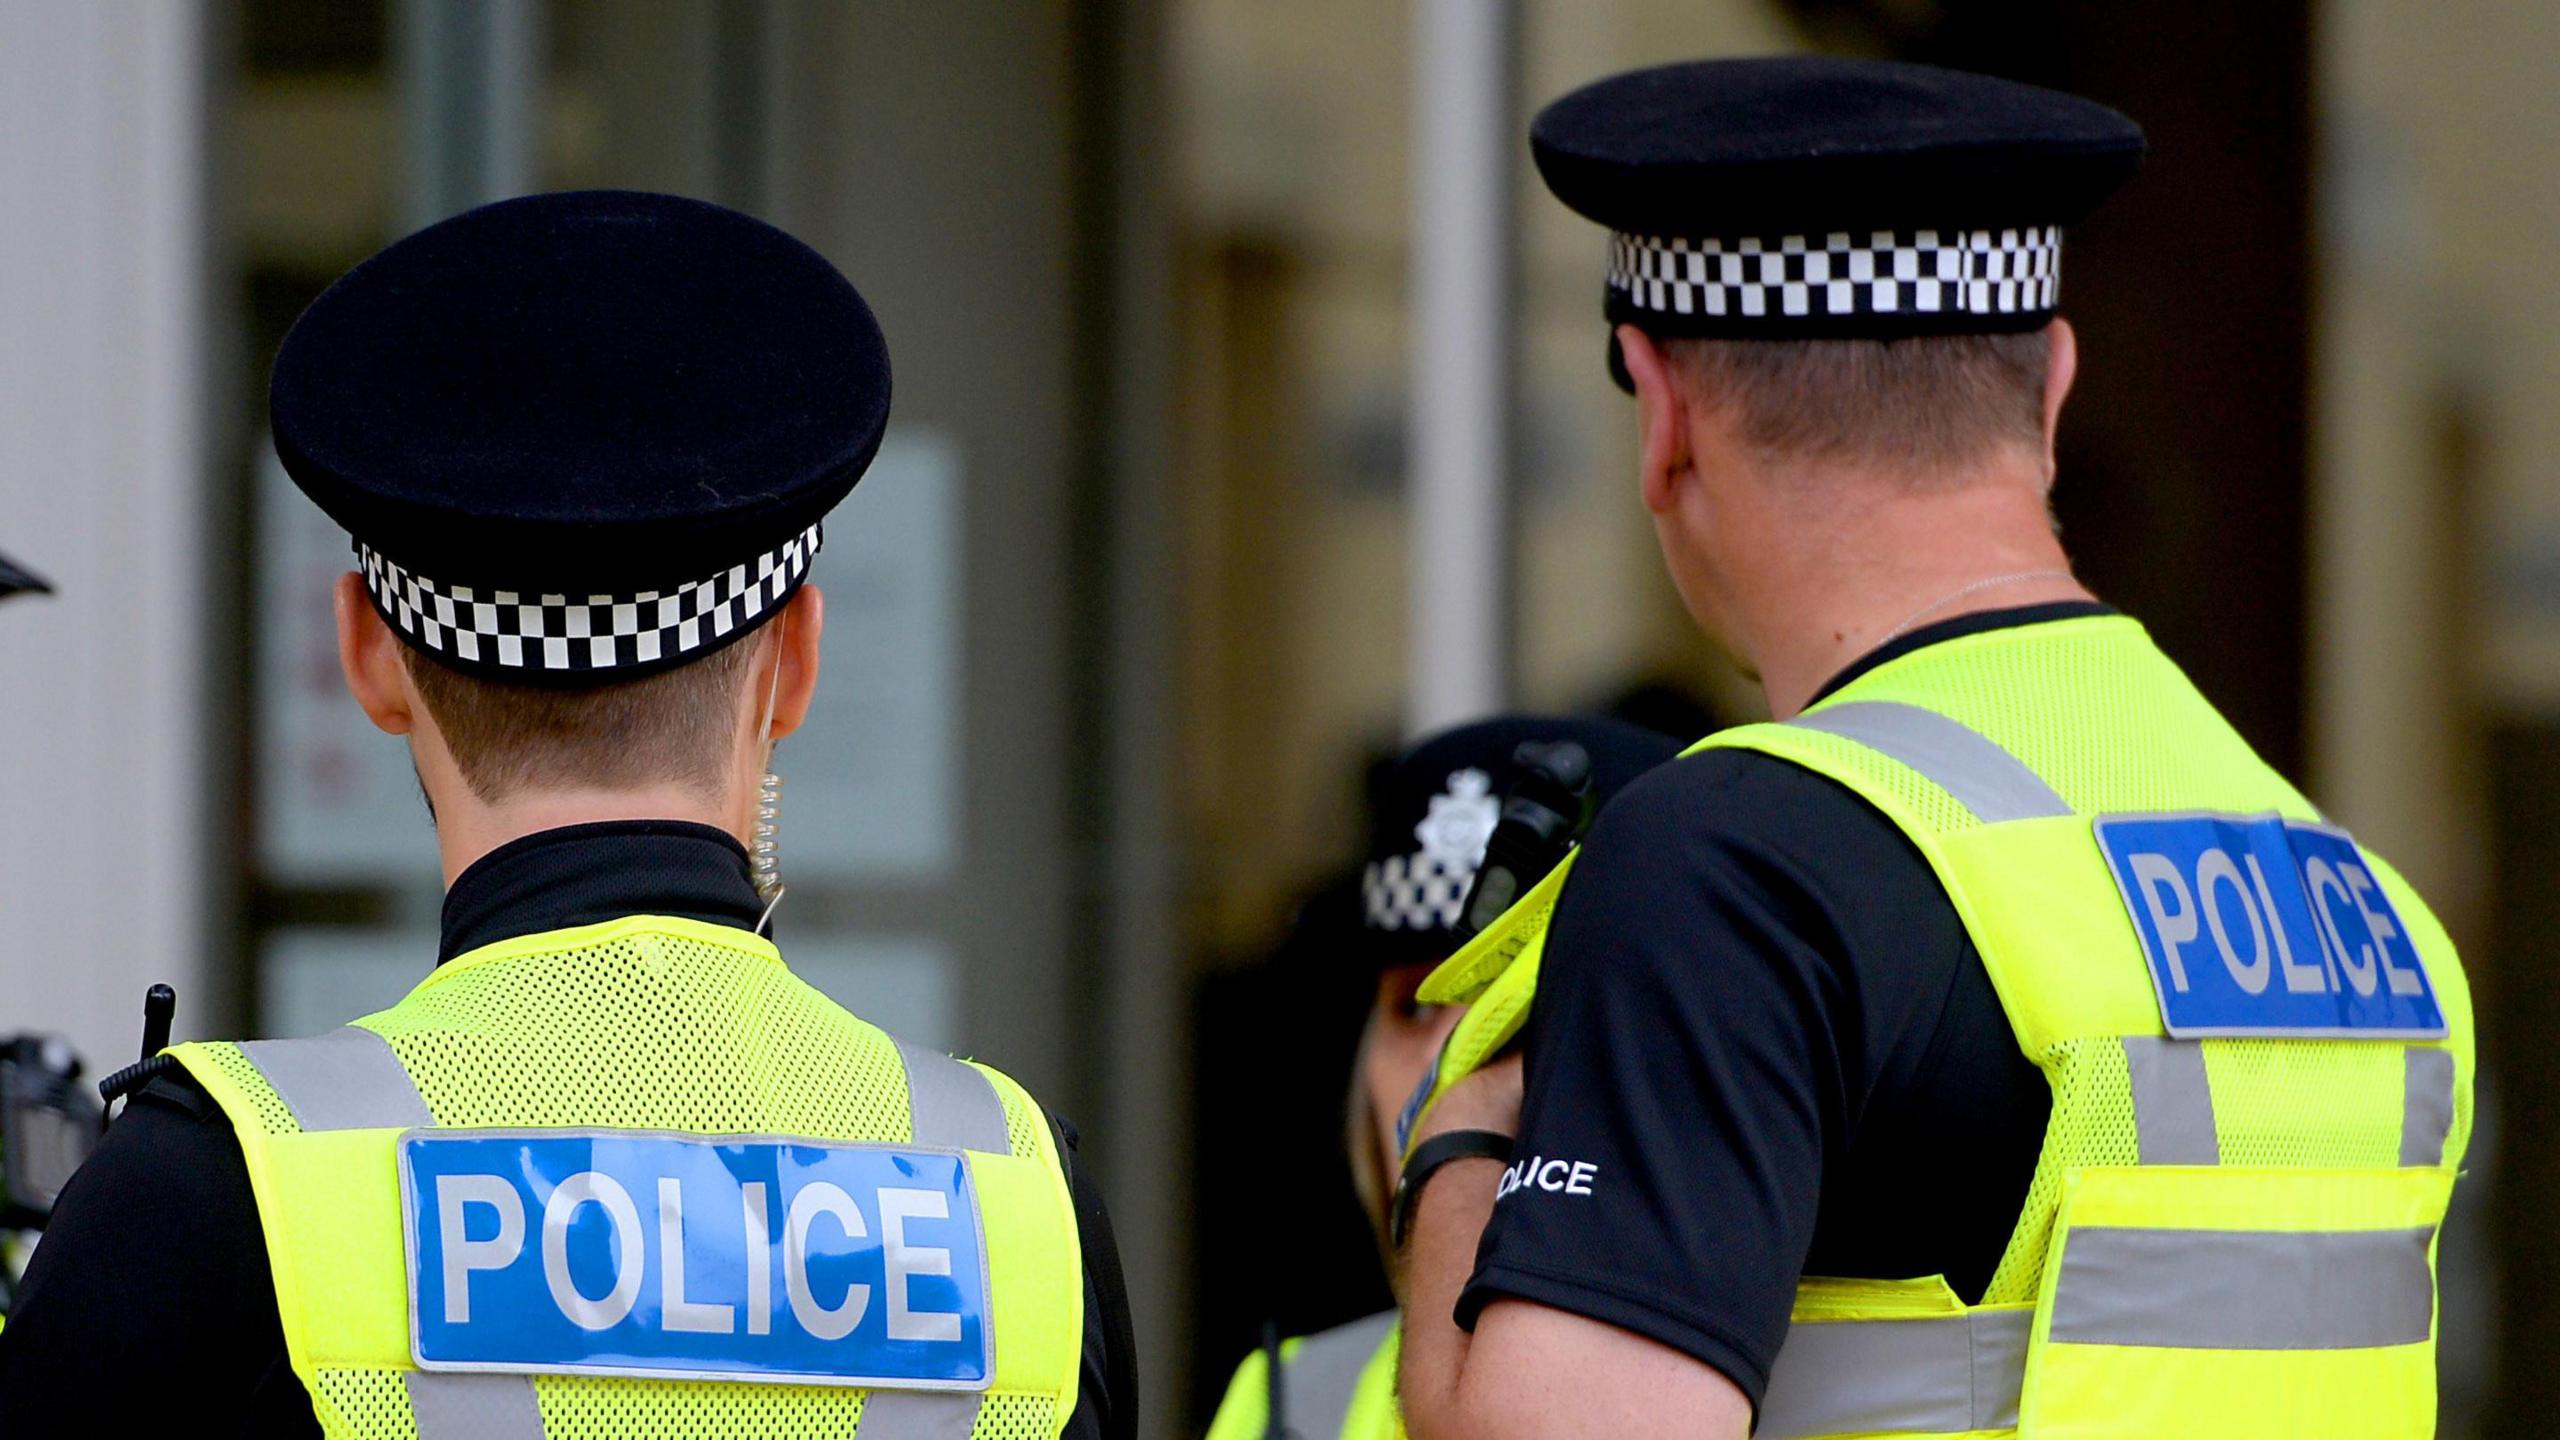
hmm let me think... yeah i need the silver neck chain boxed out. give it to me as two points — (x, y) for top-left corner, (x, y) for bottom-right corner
(1877, 569), (2077, 645)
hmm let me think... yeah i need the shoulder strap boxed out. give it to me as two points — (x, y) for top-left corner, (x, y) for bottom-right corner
(892, 1036), (1013, 1153)
(1790, 700), (2073, 823)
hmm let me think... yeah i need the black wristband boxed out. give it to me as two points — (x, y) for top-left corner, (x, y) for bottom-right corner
(1391, 1128), (1514, 1251)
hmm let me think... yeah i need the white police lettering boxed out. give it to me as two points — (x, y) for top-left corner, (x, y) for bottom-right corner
(2248, 853), (2325, 994)
(2194, 848), (2267, 995)
(784, 1181), (870, 1341)
(402, 1135), (992, 1385)
(544, 1172), (646, 1331)
(2096, 814), (2445, 1038)
(659, 1177), (735, 1334)
(741, 1180), (774, 1337)
(439, 1172), (958, 1342)
(881, 1187), (964, 1342)
(2303, 858), (2373, 996)
(2127, 852), (2197, 991)
(2140, 841), (2398, 1003)
(2346, 864), (2424, 996)
(436, 1173), (524, 1324)
(1495, 1154), (1600, 1200)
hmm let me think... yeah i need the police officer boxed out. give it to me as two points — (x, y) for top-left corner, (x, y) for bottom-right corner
(1204, 716), (1678, 1440)
(1390, 60), (2473, 1440)
(0, 192), (1135, 1439)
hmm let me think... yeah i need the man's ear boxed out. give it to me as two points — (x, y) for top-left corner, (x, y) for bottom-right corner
(2039, 317), (2079, 471)
(1617, 324), (1688, 516)
(334, 572), (415, 736)
(764, 584), (826, 742)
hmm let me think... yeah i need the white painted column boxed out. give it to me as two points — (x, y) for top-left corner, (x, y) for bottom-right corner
(1406, 0), (1518, 737)
(0, 3), (213, 1072)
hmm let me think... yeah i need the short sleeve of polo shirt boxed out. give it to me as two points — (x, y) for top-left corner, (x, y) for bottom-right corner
(1452, 745), (2045, 1405)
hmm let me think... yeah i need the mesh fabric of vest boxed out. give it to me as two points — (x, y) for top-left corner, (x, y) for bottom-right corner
(199, 922), (1060, 1440)
(1719, 615), (2471, 1306)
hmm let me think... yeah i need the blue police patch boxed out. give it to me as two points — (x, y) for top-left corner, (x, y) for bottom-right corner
(2095, 813), (2446, 1039)
(400, 1131), (992, 1388)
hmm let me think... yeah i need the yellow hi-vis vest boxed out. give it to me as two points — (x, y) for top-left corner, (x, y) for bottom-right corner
(1205, 1312), (1402, 1440)
(169, 915), (1086, 1440)
(1412, 613), (2473, 1439)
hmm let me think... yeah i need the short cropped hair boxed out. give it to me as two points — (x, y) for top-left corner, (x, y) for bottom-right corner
(1663, 330), (2049, 475)
(401, 637), (760, 803)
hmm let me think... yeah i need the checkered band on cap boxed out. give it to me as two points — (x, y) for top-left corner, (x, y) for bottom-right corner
(358, 524), (821, 678)
(1363, 850), (1479, 934)
(1609, 225), (2062, 325)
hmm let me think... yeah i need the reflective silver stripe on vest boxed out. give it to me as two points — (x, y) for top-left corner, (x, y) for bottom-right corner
(2122, 1036), (2218, 1165)
(1281, 1310), (1398, 1440)
(403, 1371), (545, 1439)
(1756, 1308), (2031, 1439)
(1788, 701), (2073, 823)
(895, 1037), (1014, 1155)
(2401, 1047), (2455, 1168)
(855, 1389), (984, 1439)
(239, 1026), (437, 1132)
(2048, 1225), (2438, 1349)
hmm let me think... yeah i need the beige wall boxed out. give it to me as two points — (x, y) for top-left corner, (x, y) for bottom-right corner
(2312, 0), (2560, 930)
(2312, 3), (2559, 1422)
(1170, 0), (1792, 950)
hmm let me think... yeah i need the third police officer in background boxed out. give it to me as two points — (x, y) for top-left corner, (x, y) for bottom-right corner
(1204, 716), (1677, 1440)
(1390, 58), (2473, 1440)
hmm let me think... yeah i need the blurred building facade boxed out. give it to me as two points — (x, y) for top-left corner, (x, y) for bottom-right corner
(0, 2), (2552, 1435)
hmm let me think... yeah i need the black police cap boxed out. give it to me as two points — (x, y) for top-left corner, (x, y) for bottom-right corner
(271, 190), (890, 684)
(1531, 58), (2143, 378)
(1359, 715), (1681, 961)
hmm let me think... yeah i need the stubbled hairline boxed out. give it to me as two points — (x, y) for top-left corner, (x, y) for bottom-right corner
(1661, 331), (2050, 476)
(397, 636), (760, 804)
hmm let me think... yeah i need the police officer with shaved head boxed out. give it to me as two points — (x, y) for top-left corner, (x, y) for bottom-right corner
(1390, 60), (2473, 1440)
(0, 193), (1134, 1439)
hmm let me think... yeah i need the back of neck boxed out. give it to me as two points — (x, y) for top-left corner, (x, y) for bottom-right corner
(1742, 481), (2089, 718)
(434, 786), (746, 889)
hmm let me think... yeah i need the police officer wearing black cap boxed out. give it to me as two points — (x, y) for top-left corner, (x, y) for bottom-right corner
(1204, 716), (1680, 1440)
(1393, 59), (2471, 1440)
(0, 192), (1136, 1440)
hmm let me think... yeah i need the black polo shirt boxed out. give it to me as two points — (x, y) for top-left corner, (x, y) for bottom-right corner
(1456, 604), (2108, 1404)
(0, 821), (1136, 1440)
